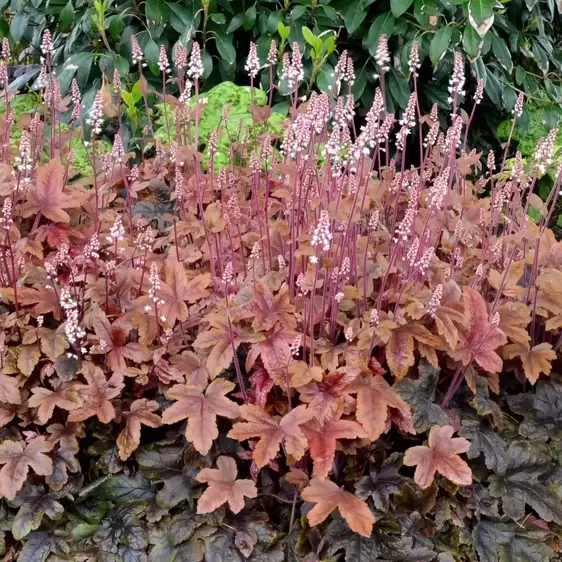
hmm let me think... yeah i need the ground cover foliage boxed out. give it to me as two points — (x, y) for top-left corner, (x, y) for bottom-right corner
(0, 34), (562, 561)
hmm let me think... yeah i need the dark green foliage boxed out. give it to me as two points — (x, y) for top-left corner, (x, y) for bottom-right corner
(3, 0), (562, 148)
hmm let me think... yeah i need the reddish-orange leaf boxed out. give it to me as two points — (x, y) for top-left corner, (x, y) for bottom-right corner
(196, 456), (257, 514)
(117, 399), (161, 460)
(67, 363), (124, 424)
(403, 425), (472, 489)
(352, 375), (411, 440)
(228, 404), (314, 468)
(302, 404), (366, 479)
(453, 287), (507, 373)
(195, 313), (263, 379)
(92, 311), (152, 374)
(385, 326), (415, 379)
(21, 159), (83, 223)
(503, 342), (557, 384)
(0, 437), (53, 500)
(301, 478), (375, 536)
(162, 378), (239, 455)
(28, 382), (81, 424)
(250, 283), (296, 331)
(160, 256), (211, 325)
(299, 369), (358, 419)
(246, 329), (295, 386)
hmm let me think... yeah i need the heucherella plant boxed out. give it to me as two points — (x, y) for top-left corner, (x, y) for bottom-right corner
(0, 33), (561, 561)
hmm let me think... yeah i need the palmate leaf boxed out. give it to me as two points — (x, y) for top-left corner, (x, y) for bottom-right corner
(21, 158), (86, 223)
(452, 287), (507, 373)
(0, 437), (53, 500)
(228, 404), (314, 468)
(355, 453), (407, 510)
(488, 441), (562, 523)
(148, 509), (224, 562)
(301, 478), (375, 537)
(458, 418), (508, 475)
(508, 380), (562, 442)
(11, 484), (64, 540)
(404, 425), (472, 489)
(196, 456), (257, 514)
(163, 378), (239, 455)
(473, 519), (554, 562)
(302, 403), (366, 479)
(136, 444), (201, 509)
(93, 503), (148, 556)
(18, 530), (67, 562)
(395, 362), (447, 432)
(323, 516), (436, 561)
(117, 399), (162, 461)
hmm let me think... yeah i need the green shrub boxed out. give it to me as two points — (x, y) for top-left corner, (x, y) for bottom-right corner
(3, 0), (562, 149)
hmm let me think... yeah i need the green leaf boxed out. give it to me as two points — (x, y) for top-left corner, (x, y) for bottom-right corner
(168, 3), (191, 29)
(469, 0), (495, 36)
(243, 5), (257, 30)
(226, 13), (244, 33)
(97, 473), (157, 503)
(146, 0), (169, 24)
(463, 24), (483, 60)
(469, 0), (494, 23)
(12, 485), (64, 540)
(365, 12), (395, 57)
(291, 5), (308, 20)
(430, 26), (452, 66)
(344, 0), (367, 35)
(277, 22), (290, 41)
(458, 419), (508, 474)
(355, 453), (406, 510)
(210, 13), (226, 24)
(484, 68), (502, 108)
(144, 38), (160, 75)
(10, 11), (28, 42)
(302, 26), (317, 48)
(488, 441), (562, 523)
(59, 0), (74, 30)
(215, 30), (236, 66)
(157, 468), (199, 509)
(491, 33), (513, 72)
(395, 362), (448, 432)
(391, 0), (414, 18)
(387, 70), (410, 109)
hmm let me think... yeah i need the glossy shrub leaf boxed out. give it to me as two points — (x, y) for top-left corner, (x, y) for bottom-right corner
(463, 24), (483, 59)
(344, 0), (368, 35)
(430, 26), (452, 65)
(391, 0), (414, 18)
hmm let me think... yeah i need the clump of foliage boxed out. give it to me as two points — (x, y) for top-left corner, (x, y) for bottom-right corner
(6, 0), (562, 152)
(1, 34), (562, 562)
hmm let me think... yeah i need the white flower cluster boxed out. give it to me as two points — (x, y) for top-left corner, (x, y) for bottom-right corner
(60, 289), (85, 344)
